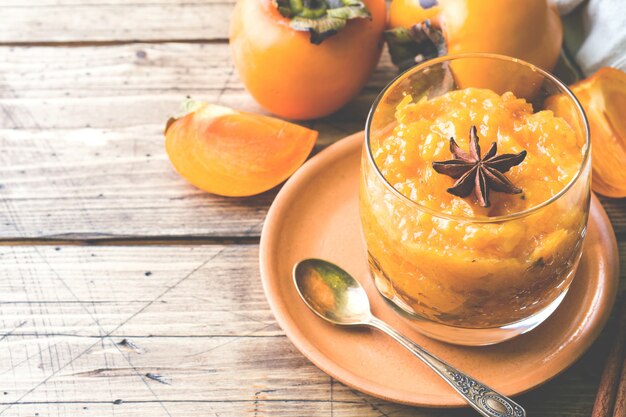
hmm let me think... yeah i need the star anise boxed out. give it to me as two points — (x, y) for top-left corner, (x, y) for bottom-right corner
(432, 126), (527, 207)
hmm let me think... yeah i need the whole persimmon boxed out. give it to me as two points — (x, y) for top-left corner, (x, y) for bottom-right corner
(165, 101), (318, 197)
(386, 0), (562, 73)
(230, 0), (386, 120)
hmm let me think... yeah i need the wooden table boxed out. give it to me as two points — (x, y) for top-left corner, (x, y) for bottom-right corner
(0, 2), (624, 416)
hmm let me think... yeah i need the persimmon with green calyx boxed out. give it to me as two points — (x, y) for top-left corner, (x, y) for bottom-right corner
(164, 101), (318, 197)
(230, 0), (386, 120)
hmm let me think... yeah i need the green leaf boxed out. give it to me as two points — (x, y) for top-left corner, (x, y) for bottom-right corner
(274, 0), (371, 44)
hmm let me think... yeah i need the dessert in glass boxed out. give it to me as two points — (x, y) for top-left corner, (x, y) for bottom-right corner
(360, 54), (591, 345)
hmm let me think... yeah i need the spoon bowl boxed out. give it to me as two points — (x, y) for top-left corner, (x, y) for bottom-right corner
(293, 259), (371, 325)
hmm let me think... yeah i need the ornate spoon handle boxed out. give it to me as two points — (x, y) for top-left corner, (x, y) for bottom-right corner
(368, 316), (526, 417)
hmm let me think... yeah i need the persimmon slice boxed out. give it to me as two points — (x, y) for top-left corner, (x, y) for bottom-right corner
(572, 67), (626, 198)
(165, 101), (318, 197)
(547, 67), (626, 198)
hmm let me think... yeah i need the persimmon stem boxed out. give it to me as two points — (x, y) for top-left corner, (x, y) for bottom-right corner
(384, 20), (447, 71)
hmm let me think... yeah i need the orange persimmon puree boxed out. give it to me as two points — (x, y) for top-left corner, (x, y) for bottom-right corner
(360, 88), (589, 328)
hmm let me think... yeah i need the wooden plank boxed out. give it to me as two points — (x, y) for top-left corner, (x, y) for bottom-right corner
(0, 336), (607, 417)
(0, 397), (605, 417)
(0, 43), (394, 98)
(0, 401), (417, 417)
(0, 335), (333, 403)
(0, 2), (232, 43)
(0, 245), (276, 337)
(0, 43), (392, 240)
(0, 244), (622, 416)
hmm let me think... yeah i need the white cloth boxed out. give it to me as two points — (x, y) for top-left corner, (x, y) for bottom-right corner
(550, 0), (585, 14)
(552, 0), (626, 75)
(576, 0), (626, 75)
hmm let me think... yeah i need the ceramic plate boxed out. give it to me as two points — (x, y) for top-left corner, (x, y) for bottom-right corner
(259, 132), (619, 407)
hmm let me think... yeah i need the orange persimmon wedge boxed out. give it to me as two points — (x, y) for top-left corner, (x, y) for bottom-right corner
(546, 67), (626, 198)
(571, 67), (626, 198)
(165, 101), (318, 197)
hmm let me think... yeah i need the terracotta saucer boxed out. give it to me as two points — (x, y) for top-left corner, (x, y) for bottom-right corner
(259, 132), (619, 407)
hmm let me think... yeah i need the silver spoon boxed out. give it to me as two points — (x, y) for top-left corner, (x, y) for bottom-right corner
(293, 258), (526, 417)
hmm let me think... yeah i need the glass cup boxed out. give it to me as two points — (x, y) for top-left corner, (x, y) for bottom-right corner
(360, 54), (591, 346)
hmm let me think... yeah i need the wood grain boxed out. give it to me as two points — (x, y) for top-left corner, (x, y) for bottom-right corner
(0, 401), (423, 417)
(0, 43), (394, 99)
(0, 245), (276, 337)
(0, 244), (622, 416)
(0, 2), (232, 43)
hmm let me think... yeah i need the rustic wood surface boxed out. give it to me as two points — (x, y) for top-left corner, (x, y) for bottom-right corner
(0, 2), (624, 416)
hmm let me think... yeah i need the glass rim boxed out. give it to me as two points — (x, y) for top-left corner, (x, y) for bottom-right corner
(364, 52), (591, 223)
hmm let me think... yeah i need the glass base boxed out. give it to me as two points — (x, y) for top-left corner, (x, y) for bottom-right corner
(372, 272), (571, 346)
